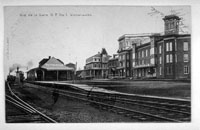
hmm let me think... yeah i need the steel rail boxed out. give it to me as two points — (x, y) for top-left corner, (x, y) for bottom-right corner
(57, 89), (190, 118)
(114, 99), (190, 115)
(48, 86), (190, 109)
(6, 95), (36, 113)
(27, 83), (190, 115)
(116, 97), (191, 108)
(6, 98), (34, 113)
(57, 90), (181, 122)
(26, 82), (190, 122)
(55, 88), (190, 114)
(6, 82), (57, 123)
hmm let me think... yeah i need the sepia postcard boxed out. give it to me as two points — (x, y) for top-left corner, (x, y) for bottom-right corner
(1, 1), (200, 130)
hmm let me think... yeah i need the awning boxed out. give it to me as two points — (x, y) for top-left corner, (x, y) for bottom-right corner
(41, 65), (74, 71)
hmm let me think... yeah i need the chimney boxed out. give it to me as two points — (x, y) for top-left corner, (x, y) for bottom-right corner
(49, 56), (51, 59)
(17, 67), (19, 73)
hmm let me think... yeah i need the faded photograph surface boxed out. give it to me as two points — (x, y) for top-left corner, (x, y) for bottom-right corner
(4, 6), (191, 123)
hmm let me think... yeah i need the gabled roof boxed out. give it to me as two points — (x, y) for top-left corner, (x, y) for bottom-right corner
(93, 53), (101, 57)
(39, 57), (73, 71)
(39, 56), (64, 66)
(39, 58), (49, 66)
(86, 48), (109, 61)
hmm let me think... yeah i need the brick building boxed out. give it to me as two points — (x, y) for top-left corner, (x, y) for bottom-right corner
(108, 54), (119, 78)
(155, 15), (191, 79)
(84, 48), (111, 79)
(116, 15), (191, 80)
(117, 35), (135, 78)
(117, 33), (159, 79)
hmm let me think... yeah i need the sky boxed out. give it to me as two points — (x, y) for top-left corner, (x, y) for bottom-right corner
(4, 6), (191, 77)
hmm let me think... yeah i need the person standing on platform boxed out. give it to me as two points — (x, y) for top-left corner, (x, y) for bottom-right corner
(52, 83), (59, 105)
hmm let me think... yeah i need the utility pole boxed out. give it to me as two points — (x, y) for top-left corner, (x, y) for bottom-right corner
(73, 62), (77, 84)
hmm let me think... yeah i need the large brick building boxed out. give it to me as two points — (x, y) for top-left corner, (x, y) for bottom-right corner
(117, 33), (159, 79)
(116, 15), (191, 80)
(108, 54), (119, 78)
(83, 15), (190, 80)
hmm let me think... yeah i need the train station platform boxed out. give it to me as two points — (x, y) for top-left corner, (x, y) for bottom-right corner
(35, 81), (120, 94)
(32, 81), (190, 102)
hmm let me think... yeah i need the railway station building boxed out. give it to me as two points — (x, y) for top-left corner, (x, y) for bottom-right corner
(27, 56), (74, 81)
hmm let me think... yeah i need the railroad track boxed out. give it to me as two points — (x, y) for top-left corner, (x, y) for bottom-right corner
(26, 82), (191, 122)
(5, 82), (57, 123)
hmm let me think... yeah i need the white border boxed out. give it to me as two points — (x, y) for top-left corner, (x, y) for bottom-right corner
(1, 0), (200, 130)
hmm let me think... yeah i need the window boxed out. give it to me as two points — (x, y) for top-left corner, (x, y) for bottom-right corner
(166, 43), (169, 51)
(126, 41), (129, 46)
(184, 54), (189, 62)
(159, 56), (162, 64)
(175, 54), (177, 63)
(127, 62), (129, 67)
(183, 42), (189, 51)
(132, 53), (135, 59)
(132, 61), (135, 67)
(127, 54), (129, 60)
(146, 49), (148, 57)
(123, 55), (125, 60)
(160, 67), (162, 75)
(171, 21), (174, 29)
(142, 51), (144, 58)
(159, 46), (162, 54)
(166, 55), (169, 63)
(150, 48), (154, 55)
(170, 54), (173, 63)
(169, 42), (172, 51)
(151, 58), (155, 64)
(120, 62), (122, 67)
(184, 66), (189, 74)
(175, 41), (177, 51)
(127, 70), (129, 76)
(142, 60), (144, 65)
